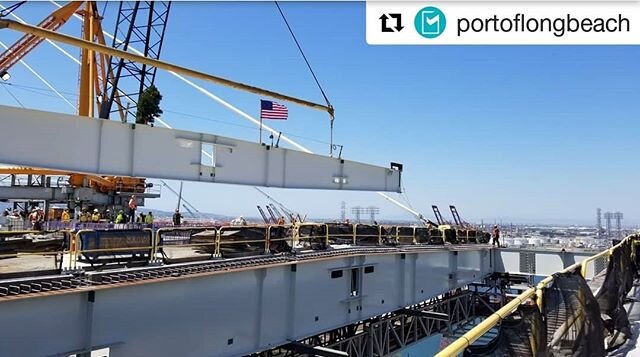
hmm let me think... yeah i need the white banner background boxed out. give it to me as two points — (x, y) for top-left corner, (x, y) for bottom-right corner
(367, 1), (640, 44)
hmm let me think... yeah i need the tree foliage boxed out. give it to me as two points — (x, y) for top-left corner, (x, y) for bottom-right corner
(136, 85), (163, 125)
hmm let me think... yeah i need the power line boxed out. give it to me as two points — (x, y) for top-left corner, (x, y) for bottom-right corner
(1, 83), (24, 108)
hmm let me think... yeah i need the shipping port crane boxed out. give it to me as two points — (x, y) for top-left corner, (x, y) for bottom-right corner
(432, 205), (447, 225)
(450, 205), (465, 227)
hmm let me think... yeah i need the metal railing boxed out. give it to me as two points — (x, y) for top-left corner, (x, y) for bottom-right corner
(1, 223), (489, 278)
(436, 234), (638, 357)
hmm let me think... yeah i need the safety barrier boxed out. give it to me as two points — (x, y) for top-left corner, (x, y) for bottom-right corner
(296, 223), (329, 249)
(436, 234), (639, 357)
(0, 230), (70, 277)
(155, 227), (218, 263)
(218, 225), (271, 258)
(73, 229), (153, 268)
(1, 222), (491, 277)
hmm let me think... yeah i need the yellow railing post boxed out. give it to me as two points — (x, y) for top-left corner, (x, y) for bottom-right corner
(265, 225), (272, 254)
(325, 223), (329, 248)
(352, 223), (357, 245)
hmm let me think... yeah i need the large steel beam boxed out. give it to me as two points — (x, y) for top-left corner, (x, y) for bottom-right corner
(0, 105), (402, 192)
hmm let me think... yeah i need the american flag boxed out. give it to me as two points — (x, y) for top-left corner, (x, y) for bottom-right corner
(260, 100), (288, 120)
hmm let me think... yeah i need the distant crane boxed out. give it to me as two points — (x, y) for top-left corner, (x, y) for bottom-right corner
(256, 206), (270, 224)
(449, 205), (466, 227)
(432, 205), (447, 225)
(265, 205), (278, 223)
(269, 204), (285, 221)
(160, 180), (201, 218)
(254, 187), (298, 223)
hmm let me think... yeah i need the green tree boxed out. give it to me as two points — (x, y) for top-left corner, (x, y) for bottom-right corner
(135, 85), (163, 125)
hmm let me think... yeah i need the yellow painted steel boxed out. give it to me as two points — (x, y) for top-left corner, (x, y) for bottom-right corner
(436, 287), (537, 357)
(437, 234), (638, 357)
(0, 19), (333, 115)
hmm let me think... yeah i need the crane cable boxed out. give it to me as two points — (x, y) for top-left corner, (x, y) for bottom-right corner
(274, 1), (331, 109)
(274, 1), (338, 155)
(0, 1), (25, 18)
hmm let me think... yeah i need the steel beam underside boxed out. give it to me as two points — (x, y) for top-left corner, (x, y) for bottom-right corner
(0, 247), (490, 356)
(0, 105), (401, 192)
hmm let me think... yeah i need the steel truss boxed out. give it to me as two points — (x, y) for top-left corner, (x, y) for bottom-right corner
(100, 1), (171, 121)
(259, 290), (477, 357)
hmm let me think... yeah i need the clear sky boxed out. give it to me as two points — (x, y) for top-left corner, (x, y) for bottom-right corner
(1, 2), (639, 224)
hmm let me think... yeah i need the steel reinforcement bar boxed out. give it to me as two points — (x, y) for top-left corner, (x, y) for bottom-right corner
(435, 233), (639, 357)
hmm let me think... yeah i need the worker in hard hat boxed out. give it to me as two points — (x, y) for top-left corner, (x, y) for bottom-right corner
(145, 211), (154, 227)
(79, 210), (88, 223)
(91, 209), (101, 222)
(61, 209), (71, 223)
(277, 216), (285, 225)
(115, 210), (126, 224)
(172, 209), (182, 226)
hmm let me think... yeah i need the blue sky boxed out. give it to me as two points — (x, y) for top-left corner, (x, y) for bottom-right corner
(1, 2), (639, 224)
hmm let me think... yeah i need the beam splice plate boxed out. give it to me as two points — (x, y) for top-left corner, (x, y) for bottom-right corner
(0, 105), (401, 192)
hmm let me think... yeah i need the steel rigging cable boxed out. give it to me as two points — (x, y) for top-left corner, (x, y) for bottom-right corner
(274, 1), (338, 155)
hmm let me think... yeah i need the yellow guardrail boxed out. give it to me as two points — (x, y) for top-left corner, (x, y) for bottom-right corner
(436, 234), (637, 357)
(296, 222), (329, 247)
(155, 226), (218, 262)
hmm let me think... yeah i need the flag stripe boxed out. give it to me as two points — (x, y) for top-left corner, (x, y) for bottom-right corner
(260, 100), (288, 120)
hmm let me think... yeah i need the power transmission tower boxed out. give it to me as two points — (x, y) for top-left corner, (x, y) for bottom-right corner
(604, 212), (613, 238)
(367, 206), (380, 223)
(614, 212), (623, 239)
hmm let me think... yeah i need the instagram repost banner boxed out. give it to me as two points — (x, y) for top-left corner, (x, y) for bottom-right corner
(366, 1), (640, 44)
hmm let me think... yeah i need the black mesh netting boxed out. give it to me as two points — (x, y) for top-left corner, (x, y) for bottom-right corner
(595, 239), (636, 350)
(543, 271), (605, 356)
(464, 305), (547, 357)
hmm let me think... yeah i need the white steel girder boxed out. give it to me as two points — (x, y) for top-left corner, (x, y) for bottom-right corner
(0, 105), (402, 192)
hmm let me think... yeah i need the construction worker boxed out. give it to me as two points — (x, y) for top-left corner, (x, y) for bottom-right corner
(173, 209), (182, 226)
(91, 209), (101, 222)
(128, 195), (137, 223)
(79, 210), (88, 223)
(115, 210), (126, 224)
(145, 211), (154, 226)
(277, 216), (285, 225)
(29, 209), (39, 229)
(61, 209), (71, 223)
(492, 225), (501, 247)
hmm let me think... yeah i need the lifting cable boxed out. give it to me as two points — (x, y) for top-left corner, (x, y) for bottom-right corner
(0, 1), (25, 18)
(274, 1), (338, 155)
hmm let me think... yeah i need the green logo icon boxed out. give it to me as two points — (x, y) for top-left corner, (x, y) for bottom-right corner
(414, 6), (446, 39)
